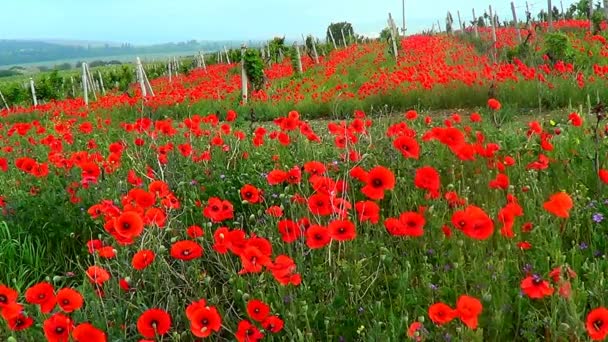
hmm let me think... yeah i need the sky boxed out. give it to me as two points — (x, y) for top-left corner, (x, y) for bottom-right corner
(0, 0), (579, 45)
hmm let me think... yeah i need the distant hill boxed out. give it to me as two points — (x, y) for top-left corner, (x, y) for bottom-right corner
(0, 39), (263, 67)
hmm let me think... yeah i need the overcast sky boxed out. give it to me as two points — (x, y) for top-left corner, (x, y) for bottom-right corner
(1, 0), (578, 44)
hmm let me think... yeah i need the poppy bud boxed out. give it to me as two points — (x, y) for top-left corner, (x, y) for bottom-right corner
(242, 293), (250, 301)
(418, 316), (425, 323)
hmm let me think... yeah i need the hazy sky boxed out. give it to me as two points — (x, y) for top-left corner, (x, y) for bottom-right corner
(1, 0), (578, 44)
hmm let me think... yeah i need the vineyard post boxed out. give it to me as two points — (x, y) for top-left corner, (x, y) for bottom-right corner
(98, 71), (106, 95)
(0, 90), (8, 110)
(604, 0), (608, 18)
(224, 46), (231, 64)
(402, 0), (406, 34)
(241, 44), (248, 104)
(437, 20), (442, 32)
(560, 0), (564, 16)
(489, 5), (497, 63)
(136, 57), (147, 97)
(547, 0), (553, 31)
(512, 2), (522, 43)
(86, 64), (97, 100)
(457, 10), (463, 32)
(201, 51), (207, 71)
(168, 61), (172, 83)
(82, 63), (88, 106)
(294, 43), (303, 74)
(388, 13), (399, 59)
(328, 28), (337, 49)
(70, 76), (75, 99)
(525, 2), (533, 30)
(340, 27), (347, 47)
(590, 1), (594, 31)
(30, 78), (37, 106)
(311, 36), (320, 64)
(142, 64), (154, 97)
(472, 9), (479, 37)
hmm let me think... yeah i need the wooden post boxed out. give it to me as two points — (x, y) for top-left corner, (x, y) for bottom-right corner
(472, 9), (479, 37)
(340, 27), (347, 47)
(224, 46), (231, 64)
(70, 76), (75, 98)
(0, 90), (8, 110)
(547, 0), (553, 31)
(29, 78), (37, 106)
(489, 5), (497, 62)
(590, 0), (595, 31)
(142, 65), (154, 97)
(437, 20), (442, 32)
(98, 71), (106, 95)
(200, 51), (207, 71)
(311, 36), (320, 64)
(526, 1), (532, 30)
(512, 2), (522, 43)
(294, 43), (303, 73)
(402, 0), (406, 34)
(328, 28), (337, 49)
(136, 57), (147, 97)
(604, 0), (608, 18)
(241, 45), (248, 104)
(388, 13), (399, 59)
(168, 61), (172, 82)
(82, 64), (88, 106)
(457, 10), (463, 32)
(85, 64), (97, 100)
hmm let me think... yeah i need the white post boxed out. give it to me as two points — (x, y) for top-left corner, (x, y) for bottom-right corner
(294, 43), (303, 73)
(311, 36), (320, 64)
(547, 0), (553, 31)
(328, 28), (337, 49)
(457, 10), (463, 32)
(70, 76), (75, 98)
(200, 51), (207, 71)
(85, 64), (97, 100)
(388, 13), (399, 59)
(472, 9), (479, 37)
(604, 0), (608, 18)
(512, 2), (522, 43)
(241, 44), (248, 104)
(340, 27), (347, 47)
(437, 20), (442, 32)
(590, 0), (595, 31)
(168, 61), (172, 83)
(0, 90), (8, 110)
(142, 66), (155, 97)
(136, 57), (147, 97)
(402, 0), (407, 34)
(82, 64), (88, 106)
(224, 46), (231, 64)
(489, 5), (497, 62)
(29, 78), (37, 106)
(526, 1), (532, 30)
(98, 71), (105, 95)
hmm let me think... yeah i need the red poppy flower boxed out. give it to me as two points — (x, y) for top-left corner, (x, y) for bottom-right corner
(170, 240), (203, 261)
(328, 219), (356, 241)
(600, 169), (608, 184)
(456, 295), (483, 330)
(262, 315), (284, 333)
(277, 219), (301, 243)
(235, 319), (264, 342)
(0, 285), (18, 308)
(521, 275), (554, 299)
(305, 225), (331, 249)
(393, 135), (420, 159)
(86, 266), (111, 285)
(240, 184), (261, 204)
(114, 211), (144, 240)
(25, 282), (56, 313)
(43, 313), (73, 342)
(188, 305), (222, 338)
(361, 166), (395, 200)
(487, 98), (501, 111)
(355, 201), (380, 224)
(137, 309), (171, 338)
(587, 307), (608, 341)
(203, 197), (234, 222)
(407, 321), (423, 340)
(187, 225), (204, 238)
(267, 170), (288, 185)
(428, 303), (456, 325)
(132, 249), (156, 270)
(7, 314), (34, 331)
(1, 302), (23, 320)
(72, 323), (107, 342)
(307, 193), (333, 216)
(414, 166), (441, 197)
(56, 288), (83, 313)
(543, 192), (573, 218)
(246, 299), (270, 322)
(568, 112), (582, 126)
(268, 255), (301, 286)
(240, 246), (271, 274)
(303, 161), (326, 176)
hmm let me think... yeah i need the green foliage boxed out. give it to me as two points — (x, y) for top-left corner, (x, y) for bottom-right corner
(268, 37), (288, 64)
(543, 32), (575, 63)
(327, 22), (355, 46)
(243, 49), (265, 90)
(0, 69), (21, 78)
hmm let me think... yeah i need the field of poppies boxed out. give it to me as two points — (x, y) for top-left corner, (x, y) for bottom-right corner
(1, 19), (608, 341)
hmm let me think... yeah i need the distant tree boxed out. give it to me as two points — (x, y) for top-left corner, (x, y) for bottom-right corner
(54, 63), (72, 70)
(380, 27), (392, 42)
(326, 22), (354, 46)
(476, 16), (486, 28)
